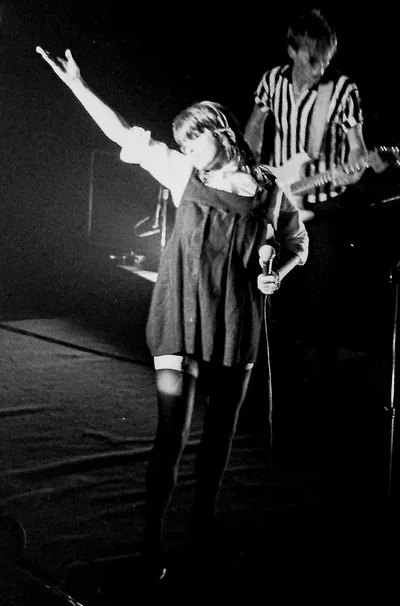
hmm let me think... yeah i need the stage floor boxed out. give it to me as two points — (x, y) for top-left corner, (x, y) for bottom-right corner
(0, 267), (397, 602)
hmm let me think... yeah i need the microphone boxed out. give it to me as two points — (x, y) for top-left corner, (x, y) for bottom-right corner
(259, 244), (276, 276)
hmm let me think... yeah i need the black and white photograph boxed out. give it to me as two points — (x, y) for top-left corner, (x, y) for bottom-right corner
(0, 2), (398, 602)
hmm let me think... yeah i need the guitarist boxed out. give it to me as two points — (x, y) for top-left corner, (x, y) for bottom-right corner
(244, 9), (368, 467)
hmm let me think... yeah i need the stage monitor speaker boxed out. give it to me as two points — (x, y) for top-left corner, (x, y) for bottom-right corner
(87, 149), (163, 252)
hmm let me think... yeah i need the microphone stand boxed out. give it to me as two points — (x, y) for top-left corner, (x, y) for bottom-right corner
(159, 187), (169, 252)
(386, 253), (400, 499)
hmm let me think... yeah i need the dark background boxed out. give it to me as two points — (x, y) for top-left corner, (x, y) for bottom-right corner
(1, 0), (400, 322)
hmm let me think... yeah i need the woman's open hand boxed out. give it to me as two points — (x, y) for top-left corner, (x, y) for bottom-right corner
(36, 47), (81, 86)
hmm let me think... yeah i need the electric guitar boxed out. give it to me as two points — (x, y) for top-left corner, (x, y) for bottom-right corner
(268, 146), (400, 222)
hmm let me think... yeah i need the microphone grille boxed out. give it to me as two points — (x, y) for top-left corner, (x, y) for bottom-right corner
(259, 244), (276, 262)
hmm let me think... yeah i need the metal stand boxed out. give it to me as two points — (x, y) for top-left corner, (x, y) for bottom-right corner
(159, 186), (169, 252)
(112, 185), (169, 280)
(133, 185), (169, 250)
(386, 253), (400, 498)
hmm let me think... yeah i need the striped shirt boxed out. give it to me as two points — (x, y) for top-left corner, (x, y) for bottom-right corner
(254, 64), (364, 203)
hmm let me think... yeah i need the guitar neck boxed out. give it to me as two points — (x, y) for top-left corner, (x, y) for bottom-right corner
(290, 169), (335, 196)
(289, 146), (400, 197)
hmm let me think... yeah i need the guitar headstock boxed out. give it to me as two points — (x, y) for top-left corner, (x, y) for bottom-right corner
(375, 145), (400, 167)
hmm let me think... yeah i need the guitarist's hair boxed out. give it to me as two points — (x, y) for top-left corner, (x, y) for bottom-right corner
(287, 8), (337, 57)
(172, 100), (275, 189)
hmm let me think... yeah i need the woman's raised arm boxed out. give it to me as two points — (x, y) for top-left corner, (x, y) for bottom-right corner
(36, 47), (132, 146)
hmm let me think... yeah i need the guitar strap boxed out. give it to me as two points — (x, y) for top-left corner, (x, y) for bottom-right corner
(306, 81), (334, 160)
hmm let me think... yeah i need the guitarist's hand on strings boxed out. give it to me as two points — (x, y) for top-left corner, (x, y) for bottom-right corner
(331, 149), (368, 186)
(367, 148), (390, 174)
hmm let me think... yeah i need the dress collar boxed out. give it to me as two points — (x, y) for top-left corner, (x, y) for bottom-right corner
(198, 163), (257, 196)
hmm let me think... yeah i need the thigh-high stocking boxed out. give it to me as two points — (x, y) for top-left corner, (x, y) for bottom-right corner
(193, 365), (253, 533)
(143, 367), (197, 566)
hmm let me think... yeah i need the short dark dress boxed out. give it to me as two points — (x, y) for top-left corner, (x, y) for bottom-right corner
(146, 171), (274, 367)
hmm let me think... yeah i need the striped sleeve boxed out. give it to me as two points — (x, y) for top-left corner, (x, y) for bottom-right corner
(254, 66), (280, 112)
(254, 66), (288, 112)
(342, 82), (364, 131)
(331, 76), (364, 133)
(254, 71), (270, 111)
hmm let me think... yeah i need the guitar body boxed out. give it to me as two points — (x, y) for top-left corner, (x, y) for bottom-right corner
(267, 151), (317, 222)
(267, 151), (311, 186)
(265, 146), (400, 223)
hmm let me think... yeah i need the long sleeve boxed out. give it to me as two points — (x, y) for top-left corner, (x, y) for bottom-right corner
(119, 127), (192, 206)
(267, 188), (309, 265)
